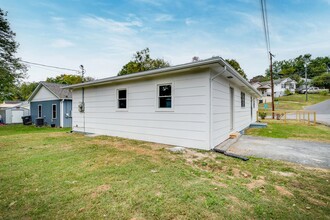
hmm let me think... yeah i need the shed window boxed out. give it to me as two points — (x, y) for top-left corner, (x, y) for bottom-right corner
(158, 84), (172, 108)
(52, 104), (57, 119)
(118, 89), (127, 109)
(38, 105), (42, 118)
(241, 92), (245, 107)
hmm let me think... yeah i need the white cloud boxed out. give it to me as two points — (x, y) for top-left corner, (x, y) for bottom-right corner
(81, 16), (142, 34)
(155, 14), (174, 22)
(185, 18), (197, 25)
(51, 39), (74, 48)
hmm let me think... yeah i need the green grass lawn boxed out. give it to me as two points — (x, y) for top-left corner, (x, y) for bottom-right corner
(259, 94), (330, 110)
(246, 120), (330, 143)
(0, 125), (329, 219)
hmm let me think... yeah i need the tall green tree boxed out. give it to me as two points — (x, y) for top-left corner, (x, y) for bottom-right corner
(118, 48), (170, 76)
(46, 74), (94, 85)
(13, 82), (38, 100)
(312, 73), (330, 89)
(0, 8), (26, 101)
(225, 59), (247, 80)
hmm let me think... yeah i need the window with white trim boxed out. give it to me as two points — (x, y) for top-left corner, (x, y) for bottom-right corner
(117, 89), (127, 109)
(52, 104), (57, 119)
(158, 84), (172, 108)
(38, 105), (42, 118)
(241, 92), (245, 107)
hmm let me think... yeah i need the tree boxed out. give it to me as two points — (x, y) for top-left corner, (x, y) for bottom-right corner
(225, 59), (247, 80)
(46, 74), (94, 85)
(312, 73), (330, 89)
(250, 75), (269, 83)
(13, 82), (38, 100)
(118, 48), (170, 76)
(0, 8), (26, 101)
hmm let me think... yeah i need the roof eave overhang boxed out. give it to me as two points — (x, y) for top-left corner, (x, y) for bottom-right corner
(62, 57), (262, 98)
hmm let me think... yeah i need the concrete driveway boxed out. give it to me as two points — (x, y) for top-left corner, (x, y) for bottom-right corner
(228, 135), (330, 168)
(305, 99), (330, 126)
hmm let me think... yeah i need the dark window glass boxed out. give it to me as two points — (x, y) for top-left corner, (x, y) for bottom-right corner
(159, 84), (172, 108)
(38, 105), (42, 118)
(52, 105), (57, 119)
(118, 89), (127, 109)
(159, 85), (171, 96)
(118, 90), (127, 99)
(241, 92), (245, 107)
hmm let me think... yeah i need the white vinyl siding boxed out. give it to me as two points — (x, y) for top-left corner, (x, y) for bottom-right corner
(72, 71), (210, 150)
(211, 73), (258, 148)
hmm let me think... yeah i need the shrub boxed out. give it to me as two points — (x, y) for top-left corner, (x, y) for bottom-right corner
(259, 112), (267, 119)
(284, 89), (292, 96)
(320, 90), (328, 96)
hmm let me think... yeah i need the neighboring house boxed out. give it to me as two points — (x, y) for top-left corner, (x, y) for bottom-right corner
(297, 78), (312, 91)
(64, 57), (261, 150)
(28, 82), (72, 127)
(0, 101), (30, 124)
(255, 78), (297, 97)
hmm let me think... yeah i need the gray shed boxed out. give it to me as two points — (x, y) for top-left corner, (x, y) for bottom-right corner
(0, 101), (30, 124)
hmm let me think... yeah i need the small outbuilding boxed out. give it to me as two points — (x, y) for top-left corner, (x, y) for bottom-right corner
(0, 101), (30, 124)
(28, 82), (72, 127)
(64, 57), (261, 150)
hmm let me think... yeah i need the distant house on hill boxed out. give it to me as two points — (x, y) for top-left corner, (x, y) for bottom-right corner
(253, 78), (297, 97)
(28, 82), (72, 127)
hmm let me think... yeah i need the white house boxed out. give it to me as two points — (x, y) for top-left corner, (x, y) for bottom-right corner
(64, 57), (261, 150)
(256, 78), (297, 97)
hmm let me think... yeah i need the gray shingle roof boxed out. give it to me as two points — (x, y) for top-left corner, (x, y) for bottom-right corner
(40, 82), (72, 99)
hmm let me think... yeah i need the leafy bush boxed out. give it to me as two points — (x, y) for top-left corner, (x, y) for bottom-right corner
(259, 112), (267, 119)
(320, 90), (328, 96)
(284, 89), (292, 96)
(312, 73), (330, 89)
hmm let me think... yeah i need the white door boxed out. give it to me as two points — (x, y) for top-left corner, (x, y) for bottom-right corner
(11, 110), (23, 123)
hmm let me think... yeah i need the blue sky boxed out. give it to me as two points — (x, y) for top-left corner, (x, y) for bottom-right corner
(1, 0), (330, 81)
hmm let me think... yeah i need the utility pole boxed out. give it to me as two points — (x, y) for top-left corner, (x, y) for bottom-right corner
(304, 63), (308, 102)
(269, 52), (275, 119)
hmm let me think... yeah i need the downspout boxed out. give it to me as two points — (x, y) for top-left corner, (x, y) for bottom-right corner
(209, 66), (227, 149)
(60, 99), (64, 128)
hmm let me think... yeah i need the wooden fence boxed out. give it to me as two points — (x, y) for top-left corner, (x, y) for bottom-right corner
(257, 110), (317, 125)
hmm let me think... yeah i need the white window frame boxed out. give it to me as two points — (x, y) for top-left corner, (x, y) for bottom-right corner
(38, 104), (42, 118)
(156, 83), (173, 111)
(116, 88), (128, 111)
(52, 104), (57, 119)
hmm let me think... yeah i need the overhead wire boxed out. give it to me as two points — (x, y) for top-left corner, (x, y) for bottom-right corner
(21, 60), (80, 73)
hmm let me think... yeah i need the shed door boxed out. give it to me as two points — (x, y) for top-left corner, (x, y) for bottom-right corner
(12, 110), (23, 123)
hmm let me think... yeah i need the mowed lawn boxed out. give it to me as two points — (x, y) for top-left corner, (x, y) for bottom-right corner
(259, 94), (330, 110)
(246, 120), (330, 143)
(1, 125), (329, 219)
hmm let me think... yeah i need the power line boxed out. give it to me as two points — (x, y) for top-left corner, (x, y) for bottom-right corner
(21, 60), (80, 73)
(260, 0), (271, 54)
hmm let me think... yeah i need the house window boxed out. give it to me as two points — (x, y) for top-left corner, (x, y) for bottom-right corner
(38, 105), (42, 118)
(281, 84), (285, 88)
(117, 89), (127, 109)
(158, 84), (172, 108)
(52, 104), (57, 119)
(241, 92), (245, 107)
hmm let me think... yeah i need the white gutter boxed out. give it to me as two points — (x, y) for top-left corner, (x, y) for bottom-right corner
(62, 57), (261, 97)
